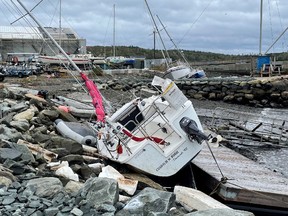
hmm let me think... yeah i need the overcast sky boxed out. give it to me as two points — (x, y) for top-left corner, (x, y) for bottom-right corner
(1, 0), (288, 55)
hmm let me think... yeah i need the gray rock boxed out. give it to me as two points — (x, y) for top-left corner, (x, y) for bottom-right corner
(25, 177), (64, 199)
(28, 200), (42, 208)
(61, 206), (73, 213)
(0, 176), (13, 187)
(10, 101), (28, 113)
(44, 207), (59, 216)
(10, 181), (21, 189)
(13, 108), (35, 121)
(41, 110), (59, 120)
(2, 196), (15, 205)
(0, 125), (23, 142)
(49, 136), (83, 155)
(33, 125), (49, 134)
(77, 177), (119, 209)
(10, 119), (30, 132)
(96, 203), (116, 214)
(148, 213), (169, 216)
(9, 142), (35, 163)
(70, 207), (83, 216)
(186, 208), (254, 216)
(64, 181), (84, 195)
(0, 112), (15, 125)
(30, 210), (43, 216)
(116, 187), (175, 216)
(26, 208), (37, 215)
(3, 159), (30, 175)
(79, 165), (96, 180)
(0, 148), (22, 161)
(60, 155), (84, 164)
(32, 131), (52, 143)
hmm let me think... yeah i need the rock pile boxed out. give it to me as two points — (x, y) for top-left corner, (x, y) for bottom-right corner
(0, 83), (254, 215)
(96, 74), (288, 108)
(176, 76), (288, 108)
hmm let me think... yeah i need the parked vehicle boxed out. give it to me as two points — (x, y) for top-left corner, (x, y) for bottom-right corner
(3, 66), (32, 78)
(0, 68), (5, 82)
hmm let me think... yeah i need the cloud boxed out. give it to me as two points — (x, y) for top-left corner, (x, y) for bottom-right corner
(1, 0), (288, 54)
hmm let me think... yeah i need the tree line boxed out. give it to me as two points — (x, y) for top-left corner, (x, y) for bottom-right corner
(87, 45), (288, 62)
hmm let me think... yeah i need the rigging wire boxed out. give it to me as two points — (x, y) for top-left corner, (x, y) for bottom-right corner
(7, 0), (86, 88)
(268, 0), (275, 53)
(2, 0), (45, 55)
(205, 135), (288, 207)
(177, 0), (214, 46)
(274, 0), (287, 50)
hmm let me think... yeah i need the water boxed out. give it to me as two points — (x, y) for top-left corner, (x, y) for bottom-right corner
(197, 105), (288, 178)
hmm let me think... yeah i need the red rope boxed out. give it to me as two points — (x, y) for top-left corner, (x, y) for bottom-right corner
(122, 129), (165, 145)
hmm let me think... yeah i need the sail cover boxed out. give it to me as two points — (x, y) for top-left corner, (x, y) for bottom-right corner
(80, 72), (105, 122)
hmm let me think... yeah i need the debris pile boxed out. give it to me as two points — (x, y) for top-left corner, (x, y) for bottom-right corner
(0, 83), (254, 215)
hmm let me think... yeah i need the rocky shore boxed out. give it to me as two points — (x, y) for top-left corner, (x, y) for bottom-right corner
(0, 74), (271, 216)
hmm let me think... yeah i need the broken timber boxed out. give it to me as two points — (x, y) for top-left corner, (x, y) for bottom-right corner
(192, 143), (288, 209)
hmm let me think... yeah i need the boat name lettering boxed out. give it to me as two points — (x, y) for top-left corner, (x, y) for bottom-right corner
(156, 159), (169, 171)
(171, 150), (179, 158)
(173, 152), (183, 161)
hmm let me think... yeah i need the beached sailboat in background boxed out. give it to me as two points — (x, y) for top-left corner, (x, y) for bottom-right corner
(38, 54), (92, 65)
(144, 0), (206, 80)
(104, 4), (135, 69)
(37, 0), (93, 66)
(15, 0), (207, 177)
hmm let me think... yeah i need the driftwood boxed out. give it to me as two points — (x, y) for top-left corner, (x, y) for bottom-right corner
(17, 139), (58, 162)
(81, 145), (108, 159)
(25, 93), (48, 104)
(228, 121), (275, 143)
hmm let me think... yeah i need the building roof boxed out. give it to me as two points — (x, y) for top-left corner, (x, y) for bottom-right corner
(0, 26), (80, 40)
(0, 26), (42, 39)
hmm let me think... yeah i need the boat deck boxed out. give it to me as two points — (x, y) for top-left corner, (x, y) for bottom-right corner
(192, 143), (288, 209)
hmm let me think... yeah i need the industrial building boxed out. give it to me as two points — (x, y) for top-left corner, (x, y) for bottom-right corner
(0, 26), (86, 62)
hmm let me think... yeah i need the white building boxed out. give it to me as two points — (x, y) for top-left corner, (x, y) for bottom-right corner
(0, 26), (86, 62)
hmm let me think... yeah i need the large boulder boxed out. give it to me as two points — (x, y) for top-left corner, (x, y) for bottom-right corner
(116, 187), (175, 216)
(24, 177), (64, 199)
(77, 177), (119, 209)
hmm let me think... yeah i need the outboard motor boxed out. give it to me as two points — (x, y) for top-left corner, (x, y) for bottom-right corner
(179, 117), (208, 143)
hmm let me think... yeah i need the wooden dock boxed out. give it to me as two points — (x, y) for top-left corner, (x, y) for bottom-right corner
(192, 143), (288, 209)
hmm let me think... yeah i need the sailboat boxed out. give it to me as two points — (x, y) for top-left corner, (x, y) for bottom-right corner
(144, 0), (206, 80)
(38, 54), (92, 65)
(15, 0), (207, 177)
(104, 4), (135, 69)
(37, 0), (92, 66)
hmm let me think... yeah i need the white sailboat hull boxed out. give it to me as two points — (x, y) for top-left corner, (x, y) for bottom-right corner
(97, 91), (204, 177)
(39, 55), (91, 64)
(164, 64), (206, 80)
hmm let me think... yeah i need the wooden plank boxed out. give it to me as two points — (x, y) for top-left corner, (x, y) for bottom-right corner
(17, 139), (58, 162)
(174, 186), (231, 211)
(192, 143), (288, 208)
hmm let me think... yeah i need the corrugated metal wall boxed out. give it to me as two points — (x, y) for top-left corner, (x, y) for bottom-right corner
(0, 26), (86, 61)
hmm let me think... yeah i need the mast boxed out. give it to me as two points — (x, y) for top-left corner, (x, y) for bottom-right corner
(259, 0), (263, 55)
(59, 0), (62, 49)
(153, 30), (156, 59)
(113, 4), (116, 57)
(156, 15), (191, 68)
(15, 0), (82, 73)
(144, 0), (170, 67)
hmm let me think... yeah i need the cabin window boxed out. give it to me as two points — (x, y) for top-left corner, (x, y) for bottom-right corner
(118, 105), (144, 131)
